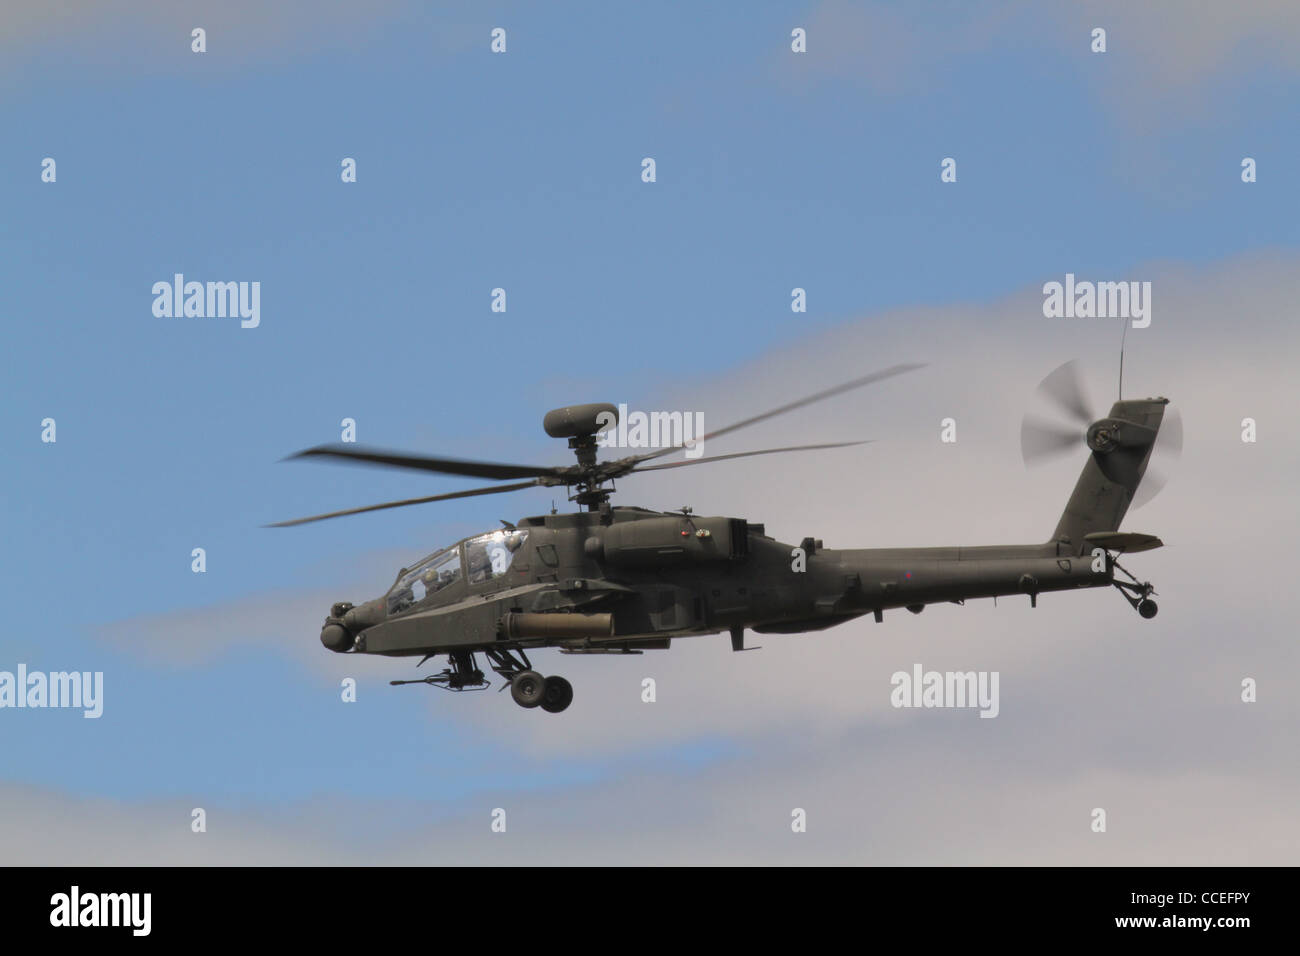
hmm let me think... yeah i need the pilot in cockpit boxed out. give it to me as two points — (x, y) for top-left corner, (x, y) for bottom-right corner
(468, 551), (492, 584)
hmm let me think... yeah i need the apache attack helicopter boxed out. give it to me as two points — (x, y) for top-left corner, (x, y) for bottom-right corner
(271, 361), (1175, 714)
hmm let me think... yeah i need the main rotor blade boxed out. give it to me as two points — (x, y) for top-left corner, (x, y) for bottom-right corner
(630, 440), (870, 473)
(265, 480), (541, 527)
(1037, 360), (1094, 426)
(629, 363), (924, 466)
(1021, 417), (1083, 464)
(286, 445), (566, 481)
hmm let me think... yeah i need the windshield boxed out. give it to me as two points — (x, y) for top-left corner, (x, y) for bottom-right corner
(387, 546), (462, 614)
(465, 530), (529, 584)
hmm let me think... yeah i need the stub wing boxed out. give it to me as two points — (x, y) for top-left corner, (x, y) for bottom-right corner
(1083, 531), (1164, 554)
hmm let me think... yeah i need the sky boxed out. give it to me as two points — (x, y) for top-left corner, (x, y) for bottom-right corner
(2, 0), (1297, 864)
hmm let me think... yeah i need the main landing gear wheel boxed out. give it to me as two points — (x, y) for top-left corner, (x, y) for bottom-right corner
(510, 670), (546, 708)
(1138, 599), (1158, 619)
(541, 675), (574, 713)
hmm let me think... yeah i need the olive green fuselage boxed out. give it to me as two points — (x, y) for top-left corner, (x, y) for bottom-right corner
(338, 506), (1110, 659)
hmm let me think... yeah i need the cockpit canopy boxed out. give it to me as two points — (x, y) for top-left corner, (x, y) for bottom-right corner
(386, 529), (530, 614)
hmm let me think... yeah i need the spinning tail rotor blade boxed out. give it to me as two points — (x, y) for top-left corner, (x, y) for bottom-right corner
(1130, 469), (1167, 510)
(1021, 417), (1084, 465)
(1037, 360), (1094, 426)
(1160, 404), (1183, 456)
(1130, 406), (1182, 509)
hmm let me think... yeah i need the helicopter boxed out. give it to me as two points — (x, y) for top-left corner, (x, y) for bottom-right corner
(271, 361), (1173, 714)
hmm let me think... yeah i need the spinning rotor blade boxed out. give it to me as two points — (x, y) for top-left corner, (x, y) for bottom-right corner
(1130, 406), (1182, 510)
(1021, 417), (1084, 465)
(1036, 360), (1094, 426)
(1159, 404), (1183, 457)
(629, 362), (924, 467)
(265, 480), (542, 527)
(1130, 469), (1167, 510)
(630, 440), (871, 473)
(272, 363), (923, 526)
(286, 445), (567, 481)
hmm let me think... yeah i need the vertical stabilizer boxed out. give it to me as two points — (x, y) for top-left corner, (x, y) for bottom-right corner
(1052, 398), (1167, 555)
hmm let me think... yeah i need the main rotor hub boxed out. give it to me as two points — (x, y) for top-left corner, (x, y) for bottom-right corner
(568, 433), (599, 470)
(543, 403), (621, 509)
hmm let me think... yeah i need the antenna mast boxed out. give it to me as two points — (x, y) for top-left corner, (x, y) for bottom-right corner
(1118, 318), (1130, 400)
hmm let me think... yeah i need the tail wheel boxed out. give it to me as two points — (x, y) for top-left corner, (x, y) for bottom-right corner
(510, 670), (546, 708)
(540, 675), (574, 713)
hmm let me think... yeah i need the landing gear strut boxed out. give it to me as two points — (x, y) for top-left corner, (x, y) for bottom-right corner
(1111, 556), (1159, 619)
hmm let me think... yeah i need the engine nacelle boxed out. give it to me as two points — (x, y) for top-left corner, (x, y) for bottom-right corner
(586, 516), (747, 567)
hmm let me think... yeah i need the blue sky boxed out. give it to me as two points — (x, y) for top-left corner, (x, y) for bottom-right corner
(3, 1), (1298, 862)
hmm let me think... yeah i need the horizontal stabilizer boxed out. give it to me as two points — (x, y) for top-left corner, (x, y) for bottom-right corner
(1083, 531), (1164, 554)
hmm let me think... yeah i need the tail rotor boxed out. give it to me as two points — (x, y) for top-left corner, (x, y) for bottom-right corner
(1022, 361), (1180, 523)
(1020, 360), (1093, 466)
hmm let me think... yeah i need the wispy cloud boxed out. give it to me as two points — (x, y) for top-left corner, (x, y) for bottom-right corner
(0, 0), (443, 74)
(779, 0), (1300, 125)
